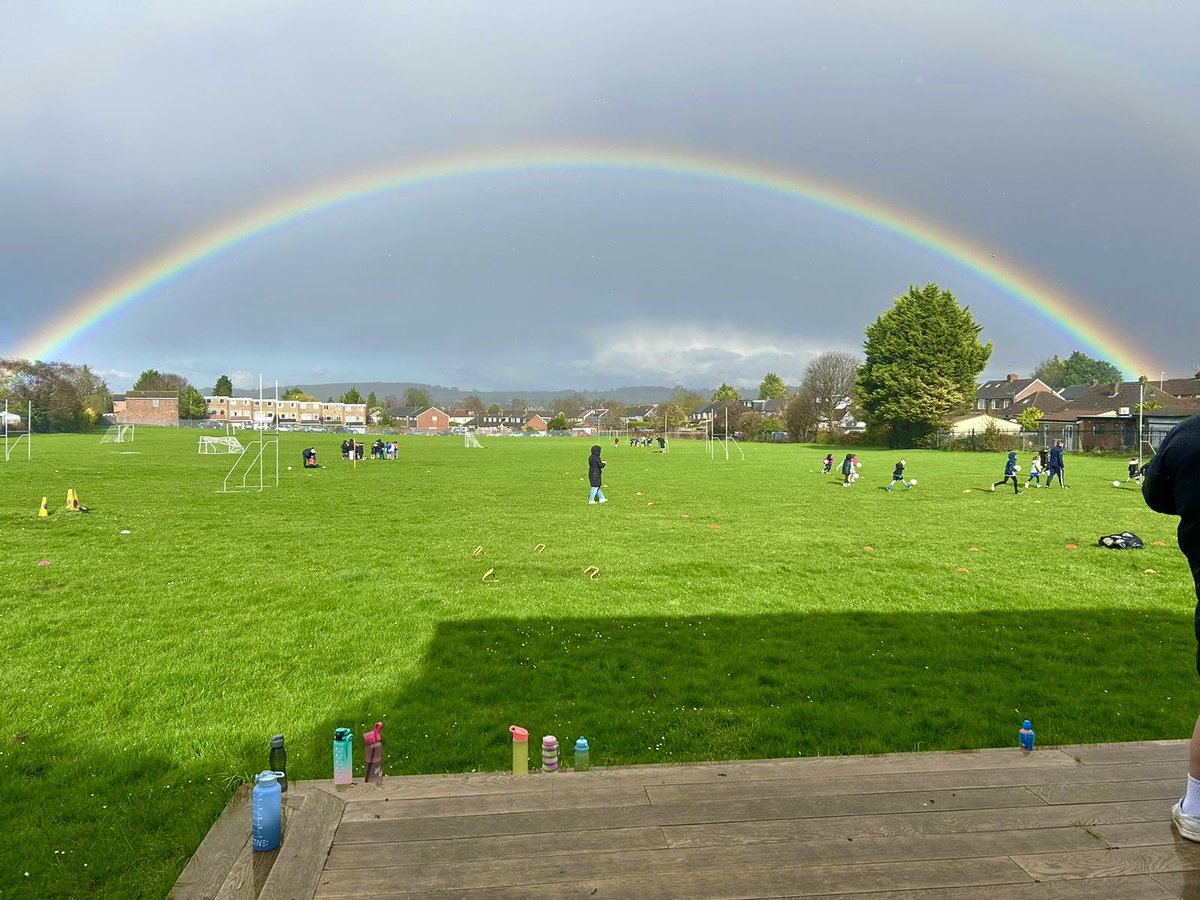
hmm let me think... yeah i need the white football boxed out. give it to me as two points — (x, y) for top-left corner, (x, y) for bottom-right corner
(1113, 480), (1121, 487)
(287, 466), (293, 471)
(1014, 465), (1021, 472)
(909, 479), (917, 486)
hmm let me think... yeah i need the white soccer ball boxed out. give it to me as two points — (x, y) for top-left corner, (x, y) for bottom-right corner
(1014, 465), (1021, 472)
(287, 466), (293, 471)
(1112, 480), (1121, 488)
(909, 479), (917, 486)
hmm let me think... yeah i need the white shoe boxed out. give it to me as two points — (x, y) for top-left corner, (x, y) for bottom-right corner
(990, 485), (995, 492)
(598, 498), (608, 503)
(1173, 801), (1200, 842)
(588, 500), (597, 505)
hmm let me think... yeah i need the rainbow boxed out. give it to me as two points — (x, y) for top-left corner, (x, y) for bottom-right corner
(12, 144), (1149, 376)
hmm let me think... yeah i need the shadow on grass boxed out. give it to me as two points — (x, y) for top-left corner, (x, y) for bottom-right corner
(317, 607), (1196, 778)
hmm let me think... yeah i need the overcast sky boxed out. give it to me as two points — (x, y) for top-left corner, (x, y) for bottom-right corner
(2, 1), (1197, 393)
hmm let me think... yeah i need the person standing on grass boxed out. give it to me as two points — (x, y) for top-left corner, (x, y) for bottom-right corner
(887, 458), (910, 492)
(1142, 415), (1200, 841)
(991, 450), (1021, 494)
(822, 453), (835, 475)
(841, 452), (855, 486)
(1045, 439), (1067, 489)
(588, 444), (607, 504)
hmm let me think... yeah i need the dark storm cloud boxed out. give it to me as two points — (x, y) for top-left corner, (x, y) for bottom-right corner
(2, 1), (1198, 390)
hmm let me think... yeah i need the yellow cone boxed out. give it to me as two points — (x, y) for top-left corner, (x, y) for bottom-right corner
(39, 496), (49, 517)
(66, 489), (80, 511)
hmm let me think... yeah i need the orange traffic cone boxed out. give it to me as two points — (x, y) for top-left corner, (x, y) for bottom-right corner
(39, 496), (49, 517)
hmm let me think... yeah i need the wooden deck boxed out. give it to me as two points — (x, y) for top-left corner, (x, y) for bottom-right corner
(172, 740), (1200, 899)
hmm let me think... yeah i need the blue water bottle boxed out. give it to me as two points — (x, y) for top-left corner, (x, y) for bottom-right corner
(574, 737), (590, 773)
(1019, 720), (1035, 754)
(334, 727), (353, 785)
(251, 771), (282, 852)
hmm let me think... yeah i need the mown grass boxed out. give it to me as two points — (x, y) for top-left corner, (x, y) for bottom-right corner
(0, 429), (1194, 897)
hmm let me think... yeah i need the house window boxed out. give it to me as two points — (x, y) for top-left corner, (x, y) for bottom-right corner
(977, 400), (985, 410)
(1094, 422), (1105, 434)
(152, 399), (159, 408)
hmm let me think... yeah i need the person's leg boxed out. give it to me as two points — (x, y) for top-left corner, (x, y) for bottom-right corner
(588, 487), (598, 503)
(1012, 475), (1020, 494)
(597, 488), (607, 503)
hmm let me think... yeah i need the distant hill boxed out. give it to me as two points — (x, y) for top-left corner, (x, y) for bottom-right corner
(231, 383), (686, 407)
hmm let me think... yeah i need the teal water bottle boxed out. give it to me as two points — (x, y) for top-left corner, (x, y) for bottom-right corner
(251, 771), (282, 852)
(334, 727), (353, 785)
(574, 737), (590, 773)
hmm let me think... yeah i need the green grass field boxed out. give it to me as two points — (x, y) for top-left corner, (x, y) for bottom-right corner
(0, 428), (1194, 896)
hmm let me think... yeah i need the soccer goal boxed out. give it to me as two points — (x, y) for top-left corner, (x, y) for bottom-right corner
(464, 432), (484, 449)
(199, 435), (244, 454)
(3, 399), (31, 462)
(100, 424), (135, 444)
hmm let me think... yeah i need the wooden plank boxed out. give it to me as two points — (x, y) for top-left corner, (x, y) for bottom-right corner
(171, 785), (251, 900)
(663, 799), (1168, 848)
(315, 855), (1033, 899)
(260, 788), (344, 900)
(315, 826), (1099, 894)
(295, 748), (1078, 804)
(803, 875), (1180, 899)
(1092, 821), (1180, 848)
(1011, 844), (1200, 881)
(1063, 742), (1189, 767)
(338, 784), (650, 822)
(1029, 779), (1180, 805)
(646, 761), (1184, 806)
(214, 840), (276, 900)
(332, 785), (1043, 844)
(1150, 870), (1200, 898)
(325, 825), (669, 869)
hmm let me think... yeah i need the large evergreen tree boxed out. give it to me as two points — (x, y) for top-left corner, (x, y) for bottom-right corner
(857, 283), (992, 447)
(341, 387), (364, 405)
(758, 372), (788, 400)
(712, 383), (739, 403)
(212, 374), (234, 397)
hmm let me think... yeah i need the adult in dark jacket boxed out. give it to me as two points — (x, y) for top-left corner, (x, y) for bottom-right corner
(587, 445), (607, 504)
(1143, 415), (1200, 841)
(1045, 440), (1066, 489)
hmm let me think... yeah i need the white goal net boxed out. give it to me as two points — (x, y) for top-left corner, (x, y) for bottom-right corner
(100, 424), (135, 443)
(199, 436), (244, 454)
(464, 432), (483, 448)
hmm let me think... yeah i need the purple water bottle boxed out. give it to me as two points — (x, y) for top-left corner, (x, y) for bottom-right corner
(363, 722), (383, 784)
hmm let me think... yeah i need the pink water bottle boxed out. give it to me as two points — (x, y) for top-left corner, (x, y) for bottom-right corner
(541, 735), (559, 773)
(363, 722), (383, 784)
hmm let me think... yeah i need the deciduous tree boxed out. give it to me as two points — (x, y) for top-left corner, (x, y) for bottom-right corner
(1033, 351), (1123, 390)
(857, 283), (992, 447)
(784, 387), (820, 442)
(802, 351), (861, 436)
(402, 387), (431, 408)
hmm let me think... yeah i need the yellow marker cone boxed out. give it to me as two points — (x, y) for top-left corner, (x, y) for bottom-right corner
(39, 496), (49, 517)
(66, 489), (80, 511)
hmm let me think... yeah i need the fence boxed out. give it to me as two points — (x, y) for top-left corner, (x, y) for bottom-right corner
(934, 423), (1171, 454)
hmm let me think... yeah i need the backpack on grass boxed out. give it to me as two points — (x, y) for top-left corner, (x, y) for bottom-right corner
(1098, 532), (1144, 550)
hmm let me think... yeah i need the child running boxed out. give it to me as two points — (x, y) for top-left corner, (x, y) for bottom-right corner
(822, 453), (835, 475)
(1128, 457), (1142, 482)
(587, 444), (607, 504)
(886, 458), (911, 492)
(841, 453), (855, 486)
(1025, 453), (1042, 489)
(991, 450), (1021, 494)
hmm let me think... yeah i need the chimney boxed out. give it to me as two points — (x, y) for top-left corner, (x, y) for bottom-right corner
(1110, 383), (1120, 398)
(1006, 373), (1019, 382)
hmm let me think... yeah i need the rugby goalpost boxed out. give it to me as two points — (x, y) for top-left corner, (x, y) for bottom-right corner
(707, 406), (744, 462)
(464, 431), (483, 449)
(218, 376), (279, 493)
(3, 400), (32, 462)
(100, 424), (135, 443)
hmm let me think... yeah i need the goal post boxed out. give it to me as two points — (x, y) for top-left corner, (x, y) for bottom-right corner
(464, 432), (483, 449)
(199, 436), (244, 454)
(100, 424), (135, 443)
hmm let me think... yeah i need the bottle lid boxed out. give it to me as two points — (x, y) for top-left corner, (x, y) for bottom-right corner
(1022, 720), (1032, 729)
(270, 734), (285, 749)
(575, 736), (589, 752)
(509, 725), (528, 741)
(255, 771), (279, 786)
(542, 735), (558, 748)
(335, 727), (352, 740)
(364, 722), (383, 745)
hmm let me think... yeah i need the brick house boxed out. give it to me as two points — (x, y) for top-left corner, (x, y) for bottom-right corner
(974, 374), (1060, 413)
(411, 406), (450, 431)
(117, 392), (180, 426)
(1035, 382), (1200, 451)
(524, 414), (549, 433)
(1162, 370), (1200, 400)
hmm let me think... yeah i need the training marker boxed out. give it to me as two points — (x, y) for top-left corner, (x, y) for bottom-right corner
(39, 496), (49, 517)
(66, 489), (81, 511)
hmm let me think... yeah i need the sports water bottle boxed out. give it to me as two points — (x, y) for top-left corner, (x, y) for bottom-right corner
(574, 737), (590, 773)
(1019, 720), (1035, 754)
(268, 734), (287, 793)
(542, 735), (559, 773)
(509, 725), (529, 776)
(363, 722), (383, 784)
(333, 727), (353, 785)
(251, 771), (282, 852)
